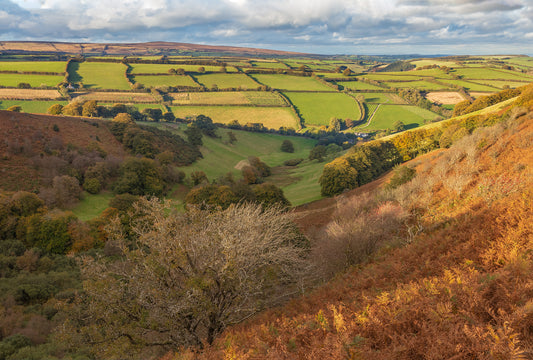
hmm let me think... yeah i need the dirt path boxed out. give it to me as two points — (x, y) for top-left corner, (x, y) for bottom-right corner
(360, 103), (381, 128)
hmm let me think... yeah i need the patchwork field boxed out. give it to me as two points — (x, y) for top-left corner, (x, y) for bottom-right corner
(170, 105), (299, 129)
(0, 89), (61, 99)
(426, 91), (466, 104)
(0, 73), (64, 87)
(250, 61), (288, 69)
(410, 59), (459, 67)
(358, 104), (438, 131)
(250, 74), (332, 91)
(453, 67), (533, 80)
(132, 75), (199, 87)
(71, 91), (156, 103)
(69, 62), (131, 90)
(194, 73), (260, 89)
(474, 79), (531, 89)
(440, 79), (500, 92)
(335, 81), (384, 90)
(0, 61), (66, 73)
(283, 91), (361, 126)
(385, 80), (451, 90)
(0, 99), (68, 113)
(354, 92), (403, 104)
(129, 63), (236, 73)
(169, 91), (286, 106)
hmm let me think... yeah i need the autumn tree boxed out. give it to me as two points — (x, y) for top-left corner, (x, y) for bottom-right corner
(112, 112), (134, 124)
(309, 145), (326, 162)
(319, 158), (358, 196)
(63, 199), (310, 357)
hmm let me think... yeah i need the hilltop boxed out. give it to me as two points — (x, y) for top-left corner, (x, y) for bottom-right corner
(0, 41), (308, 57)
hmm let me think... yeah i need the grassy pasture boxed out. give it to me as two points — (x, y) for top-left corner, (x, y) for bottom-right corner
(453, 67), (532, 80)
(440, 79), (500, 92)
(475, 80), (531, 89)
(411, 59), (459, 68)
(194, 73), (260, 89)
(408, 68), (453, 78)
(0, 61), (66, 73)
(129, 63), (235, 74)
(72, 91), (156, 103)
(0, 100), (67, 113)
(335, 81), (384, 90)
(170, 105), (299, 129)
(250, 74), (332, 91)
(0, 73), (64, 87)
(70, 62), (131, 90)
(504, 56), (533, 69)
(72, 192), (113, 221)
(315, 72), (358, 79)
(385, 80), (451, 90)
(283, 92), (361, 126)
(169, 92), (286, 106)
(354, 92), (400, 104)
(244, 92), (287, 106)
(0, 89), (61, 99)
(360, 104), (438, 131)
(251, 61), (288, 69)
(362, 74), (423, 81)
(133, 75), (198, 87)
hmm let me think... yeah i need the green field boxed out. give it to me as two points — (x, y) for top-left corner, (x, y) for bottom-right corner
(194, 73), (260, 89)
(0, 61), (66, 73)
(316, 72), (358, 79)
(354, 92), (401, 104)
(129, 63), (236, 74)
(72, 192), (114, 221)
(133, 75), (199, 87)
(410, 59), (459, 68)
(440, 79), (500, 92)
(169, 91), (286, 106)
(141, 123), (321, 205)
(251, 61), (288, 69)
(0, 99), (68, 113)
(335, 81), (385, 90)
(358, 104), (438, 131)
(408, 68), (453, 78)
(453, 67), (532, 80)
(69, 62), (131, 90)
(0, 73), (64, 87)
(250, 74), (332, 91)
(362, 74), (422, 81)
(284, 92), (361, 126)
(170, 105), (299, 129)
(475, 80), (531, 89)
(385, 80), (451, 90)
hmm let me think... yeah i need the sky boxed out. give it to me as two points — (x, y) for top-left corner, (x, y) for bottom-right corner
(1, 0), (532, 55)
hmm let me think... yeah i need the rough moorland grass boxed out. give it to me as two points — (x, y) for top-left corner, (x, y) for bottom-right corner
(0, 61), (66, 73)
(0, 100), (67, 113)
(71, 191), (114, 221)
(170, 105), (299, 129)
(0, 73), (64, 87)
(194, 73), (260, 89)
(133, 75), (198, 87)
(453, 67), (533, 80)
(283, 92), (361, 126)
(358, 104), (438, 131)
(250, 74), (332, 91)
(70, 62), (131, 90)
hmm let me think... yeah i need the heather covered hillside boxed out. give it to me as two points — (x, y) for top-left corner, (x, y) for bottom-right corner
(179, 84), (533, 359)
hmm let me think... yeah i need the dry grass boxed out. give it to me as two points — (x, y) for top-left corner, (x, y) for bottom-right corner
(0, 89), (61, 100)
(426, 91), (466, 104)
(71, 91), (156, 103)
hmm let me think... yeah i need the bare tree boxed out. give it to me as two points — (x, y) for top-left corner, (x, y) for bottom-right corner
(61, 199), (310, 358)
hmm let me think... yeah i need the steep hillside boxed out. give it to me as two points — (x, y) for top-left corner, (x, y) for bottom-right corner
(0, 111), (126, 192)
(184, 92), (533, 358)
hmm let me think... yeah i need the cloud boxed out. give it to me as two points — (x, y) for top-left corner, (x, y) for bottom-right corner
(2, 0), (532, 54)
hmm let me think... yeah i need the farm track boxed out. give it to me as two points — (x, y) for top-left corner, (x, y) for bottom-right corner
(360, 103), (381, 128)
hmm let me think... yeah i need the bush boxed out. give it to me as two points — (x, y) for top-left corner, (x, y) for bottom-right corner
(281, 140), (295, 153)
(7, 105), (22, 112)
(283, 158), (303, 166)
(386, 165), (416, 189)
(83, 178), (101, 194)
